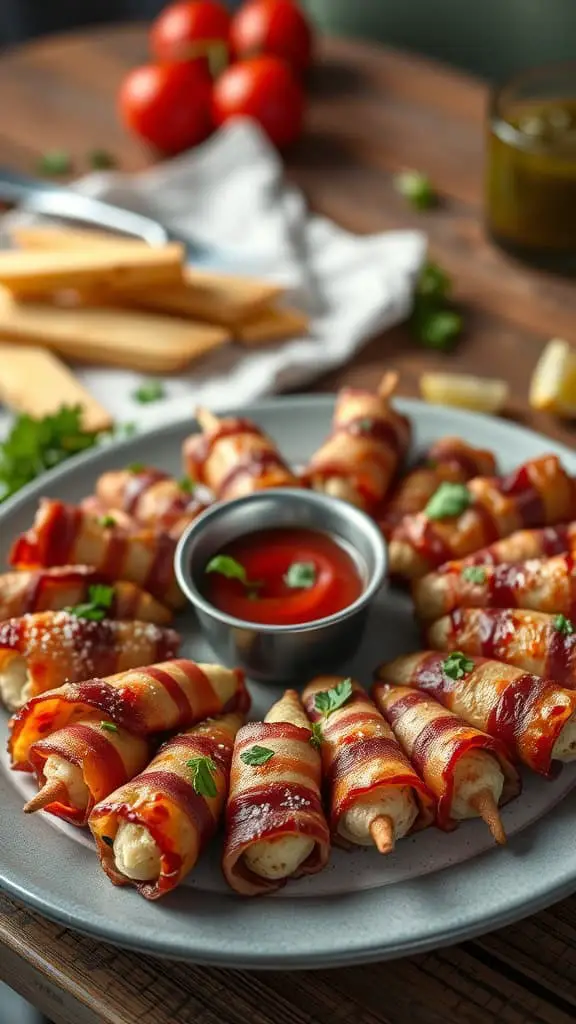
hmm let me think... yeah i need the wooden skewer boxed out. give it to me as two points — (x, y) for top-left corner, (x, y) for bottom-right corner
(24, 779), (70, 814)
(471, 788), (507, 845)
(377, 371), (399, 400)
(195, 406), (220, 433)
(369, 815), (396, 855)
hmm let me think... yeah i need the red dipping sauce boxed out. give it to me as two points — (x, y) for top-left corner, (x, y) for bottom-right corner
(203, 528), (364, 626)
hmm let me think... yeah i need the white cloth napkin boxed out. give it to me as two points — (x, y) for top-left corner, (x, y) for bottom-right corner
(2, 119), (426, 432)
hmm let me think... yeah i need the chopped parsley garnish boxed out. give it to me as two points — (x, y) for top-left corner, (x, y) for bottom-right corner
(284, 561), (316, 590)
(554, 614), (574, 635)
(413, 308), (463, 350)
(101, 835), (114, 848)
(38, 149), (72, 176)
(409, 261), (464, 351)
(88, 148), (116, 170)
(425, 482), (471, 520)
(240, 745), (275, 766)
(417, 262), (451, 301)
(128, 462), (146, 473)
(394, 170), (437, 210)
(205, 555), (262, 596)
(98, 514), (116, 528)
(178, 476), (196, 494)
(100, 721), (119, 733)
(442, 651), (475, 680)
(314, 678), (353, 717)
(462, 565), (487, 584)
(133, 380), (165, 404)
(186, 756), (218, 798)
(65, 583), (115, 622)
(310, 721), (324, 750)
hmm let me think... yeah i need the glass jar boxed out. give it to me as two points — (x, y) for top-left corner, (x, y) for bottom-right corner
(486, 62), (576, 274)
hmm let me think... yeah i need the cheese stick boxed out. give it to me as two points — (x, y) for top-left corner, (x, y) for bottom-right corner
(301, 677), (434, 853)
(413, 552), (576, 622)
(301, 373), (411, 513)
(436, 522), (576, 572)
(90, 712), (243, 899)
(183, 408), (300, 500)
(10, 499), (184, 609)
(380, 437), (497, 536)
(222, 690), (330, 895)
(0, 567), (172, 625)
(9, 659), (249, 772)
(0, 610), (179, 711)
(373, 684), (520, 841)
(95, 465), (207, 538)
(428, 608), (576, 688)
(375, 651), (576, 777)
(24, 718), (150, 826)
(390, 455), (576, 580)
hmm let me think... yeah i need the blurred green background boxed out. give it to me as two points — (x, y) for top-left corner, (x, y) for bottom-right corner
(302, 0), (576, 81)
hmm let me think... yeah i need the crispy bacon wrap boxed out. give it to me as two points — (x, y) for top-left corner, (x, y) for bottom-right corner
(302, 676), (434, 847)
(413, 552), (576, 622)
(95, 466), (207, 538)
(90, 712), (243, 899)
(389, 455), (575, 580)
(183, 408), (299, 501)
(9, 659), (249, 771)
(437, 522), (576, 572)
(373, 684), (520, 831)
(9, 499), (184, 609)
(375, 651), (576, 777)
(223, 690), (330, 896)
(0, 567), (172, 625)
(428, 608), (576, 688)
(0, 610), (179, 711)
(25, 719), (150, 826)
(301, 373), (411, 514)
(381, 438), (497, 535)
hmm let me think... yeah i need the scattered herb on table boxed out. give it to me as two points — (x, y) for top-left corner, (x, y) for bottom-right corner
(240, 745), (275, 766)
(66, 583), (115, 622)
(284, 561), (316, 590)
(425, 482), (471, 520)
(462, 565), (487, 584)
(133, 380), (165, 404)
(187, 756), (218, 798)
(314, 678), (353, 717)
(88, 148), (117, 170)
(37, 149), (72, 176)
(442, 651), (475, 680)
(409, 261), (464, 351)
(394, 170), (437, 210)
(554, 614), (574, 635)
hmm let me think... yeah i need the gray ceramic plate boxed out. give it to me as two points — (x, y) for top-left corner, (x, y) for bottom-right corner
(1, 395), (576, 969)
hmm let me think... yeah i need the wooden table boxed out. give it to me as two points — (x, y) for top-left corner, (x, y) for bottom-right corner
(0, 24), (575, 1024)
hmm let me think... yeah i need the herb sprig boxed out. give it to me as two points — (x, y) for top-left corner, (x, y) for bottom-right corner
(187, 756), (218, 798)
(65, 584), (115, 622)
(409, 261), (464, 351)
(314, 678), (353, 717)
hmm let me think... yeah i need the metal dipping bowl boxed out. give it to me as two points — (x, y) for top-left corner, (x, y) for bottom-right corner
(174, 488), (387, 683)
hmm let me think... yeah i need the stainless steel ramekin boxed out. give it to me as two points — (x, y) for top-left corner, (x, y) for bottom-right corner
(174, 488), (387, 683)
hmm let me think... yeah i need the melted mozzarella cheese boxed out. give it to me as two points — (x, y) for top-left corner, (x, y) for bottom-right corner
(338, 785), (418, 846)
(113, 822), (161, 882)
(451, 750), (504, 819)
(552, 717), (576, 761)
(0, 655), (31, 710)
(43, 755), (89, 810)
(243, 835), (315, 880)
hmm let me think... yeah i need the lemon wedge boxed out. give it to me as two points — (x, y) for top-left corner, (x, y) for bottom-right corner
(419, 372), (509, 414)
(529, 338), (576, 416)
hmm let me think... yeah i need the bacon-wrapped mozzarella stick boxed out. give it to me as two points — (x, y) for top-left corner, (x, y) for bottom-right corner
(380, 437), (497, 535)
(9, 659), (248, 771)
(24, 718), (150, 825)
(439, 522), (576, 571)
(90, 712), (243, 899)
(182, 408), (299, 501)
(301, 677), (434, 853)
(301, 373), (411, 513)
(428, 608), (576, 688)
(390, 455), (575, 580)
(222, 689), (330, 895)
(0, 567), (172, 625)
(373, 684), (520, 841)
(375, 651), (576, 777)
(414, 552), (576, 622)
(95, 465), (207, 538)
(79, 498), (135, 530)
(9, 499), (184, 608)
(0, 611), (179, 711)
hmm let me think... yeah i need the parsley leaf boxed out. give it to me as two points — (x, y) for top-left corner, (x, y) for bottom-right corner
(394, 170), (437, 210)
(417, 262), (451, 301)
(206, 555), (248, 584)
(314, 678), (353, 717)
(240, 745), (275, 766)
(442, 651), (475, 680)
(133, 380), (165, 404)
(462, 565), (487, 584)
(310, 721), (324, 750)
(128, 462), (146, 473)
(178, 476), (196, 494)
(65, 583), (115, 622)
(284, 561), (316, 590)
(425, 482), (471, 520)
(413, 309), (463, 350)
(88, 148), (116, 170)
(98, 514), (116, 528)
(186, 756), (218, 798)
(100, 721), (118, 733)
(38, 149), (72, 176)
(554, 614), (574, 635)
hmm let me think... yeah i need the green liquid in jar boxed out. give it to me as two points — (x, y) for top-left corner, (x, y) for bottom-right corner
(486, 99), (576, 273)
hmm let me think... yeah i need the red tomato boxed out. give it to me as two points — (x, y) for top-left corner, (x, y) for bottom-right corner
(119, 61), (214, 154)
(212, 56), (305, 148)
(230, 0), (313, 74)
(150, 0), (231, 63)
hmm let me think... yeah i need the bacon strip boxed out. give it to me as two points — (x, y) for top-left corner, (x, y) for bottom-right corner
(0, 610), (179, 709)
(375, 651), (576, 777)
(301, 373), (411, 514)
(414, 552), (576, 622)
(223, 690), (330, 896)
(0, 566), (172, 624)
(95, 466), (208, 538)
(9, 659), (249, 771)
(373, 683), (520, 830)
(436, 522), (576, 572)
(27, 719), (151, 826)
(301, 676), (434, 843)
(90, 712), (243, 899)
(390, 456), (576, 580)
(9, 499), (184, 609)
(182, 409), (299, 501)
(428, 608), (576, 688)
(380, 437), (497, 536)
